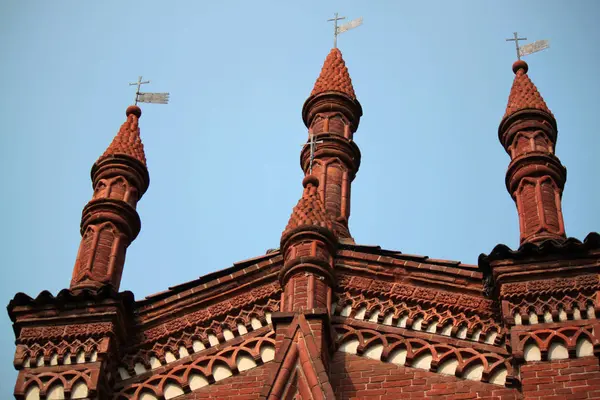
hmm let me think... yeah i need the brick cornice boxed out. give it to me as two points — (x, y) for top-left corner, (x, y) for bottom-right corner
(505, 152), (567, 194)
(479, 234), (600, 298)
(133, 283), (280, 346)
(80, 198), (141, 239)
(299, 134), (361, 177)
(135, 266), (281, 326)
(335, 272), (496, 321)
(8, 290), (135, 349)
(499, 108), (557, 145)
(135, 252), (282, 311)
(302, 92), (362, 131)
(335, 249), (486, 300)
(91, 154), (149, 197)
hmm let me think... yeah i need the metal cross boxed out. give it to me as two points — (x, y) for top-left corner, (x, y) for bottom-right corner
(302, 134), (324, 174)
(327, 12), (346, 49)
(506, 32), (528, 60)
(129, 76), (150, 105)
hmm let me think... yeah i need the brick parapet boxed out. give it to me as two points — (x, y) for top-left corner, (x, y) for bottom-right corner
(8, 287), (135, 399)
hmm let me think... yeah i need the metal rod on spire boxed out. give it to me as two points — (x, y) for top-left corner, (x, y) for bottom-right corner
(327, 13), (346, 48)
(505, 32), (527, 60)
(129, 76), (150, 105)
(129, 76), (170, 105)
(328, 14), (363, 49)
(302, 134), (324, 174)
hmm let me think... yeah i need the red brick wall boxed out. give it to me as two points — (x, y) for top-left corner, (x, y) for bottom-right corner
(521, 356), (600, 399)
(330, 352), (519, 399)
(177, 365), (269, 399)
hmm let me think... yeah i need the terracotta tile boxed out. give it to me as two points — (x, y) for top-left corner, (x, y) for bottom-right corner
(310, 48), (356, 100)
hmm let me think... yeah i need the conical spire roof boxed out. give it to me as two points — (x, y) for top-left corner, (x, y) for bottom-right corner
(282, 175), (334, 240)
(310, 48), (356, 99)
(503, 60), (553, 119)
(98, 105), (146, 165)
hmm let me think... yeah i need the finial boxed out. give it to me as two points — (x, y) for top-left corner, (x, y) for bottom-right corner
(512, 60), (529, 74)
(506, 32), (527, 60)
(327, 13), (362, 49)
(303, 174), (319, 188)
(129, 76), (170, 105)
(506, 32), (550, 62)
(126, 105), (142, 118)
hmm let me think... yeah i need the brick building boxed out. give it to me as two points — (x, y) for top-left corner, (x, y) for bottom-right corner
(7, 48), (600, 399)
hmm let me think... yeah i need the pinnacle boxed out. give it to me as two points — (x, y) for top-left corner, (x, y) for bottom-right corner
(98, 105), (147, 165)
(310, 48), (356, 99)
(504, 62), (553, 120)
(282, 175), (334, 241)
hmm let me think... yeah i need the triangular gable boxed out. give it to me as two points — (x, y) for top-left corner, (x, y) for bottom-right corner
(261, 313), (335, 399)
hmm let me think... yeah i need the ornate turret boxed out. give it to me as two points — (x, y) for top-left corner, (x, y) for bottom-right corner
(499, 60), (566, 245)
(264, 174), (338, 399)
(70, 105), (150, 291)
(301, 48), (363, 242)
(280, 175), (336, 311)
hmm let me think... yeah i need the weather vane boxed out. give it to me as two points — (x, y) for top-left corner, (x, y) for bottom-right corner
(505, 32), (550, 60)
(129, 76), (170, 105)
(327, 13), (363, 48)
(302, 134), (324, 174)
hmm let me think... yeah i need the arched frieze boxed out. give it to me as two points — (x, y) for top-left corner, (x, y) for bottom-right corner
(335, 325), (512, 386)
(113, 332), (276, 399)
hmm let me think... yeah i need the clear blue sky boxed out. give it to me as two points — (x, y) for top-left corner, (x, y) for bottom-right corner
(1, 0), (599, 392)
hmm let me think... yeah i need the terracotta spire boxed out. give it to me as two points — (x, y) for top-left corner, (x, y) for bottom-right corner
(70, 105), (150, 291)
(499, 61), (567, 245)
(301, 48), (363, 241)
(504, 60), (553, 119)
(279, 175), (336, 311)
(99, 105), (146, 165)
(275, 175), (338, 397)
(282, 175), (334, 241)
(310, 48), (356, 99)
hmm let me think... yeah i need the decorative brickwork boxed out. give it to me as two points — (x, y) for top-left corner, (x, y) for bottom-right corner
(331, 352), (519, 399)
(6, 49), (600, 399)
(71, 105), (150, 291)
(120, 300), (279, 374)
(499, 60), (566, 245)
(310, 48), (356, 99)
(282, 175), (334, 236)
(504, 61), (552, 119)
(302, 48), (363, 241)
(100, 105), (147, 165)
(114, 329), (276, 399)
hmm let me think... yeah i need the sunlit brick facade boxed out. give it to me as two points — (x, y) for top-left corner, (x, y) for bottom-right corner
(8, 49), (600, 399)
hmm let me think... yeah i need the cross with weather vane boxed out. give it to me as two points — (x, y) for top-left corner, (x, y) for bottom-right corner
(129, 76), (170, 105)
(327, 12), (363, 48)
(505, 32), (550, 60)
